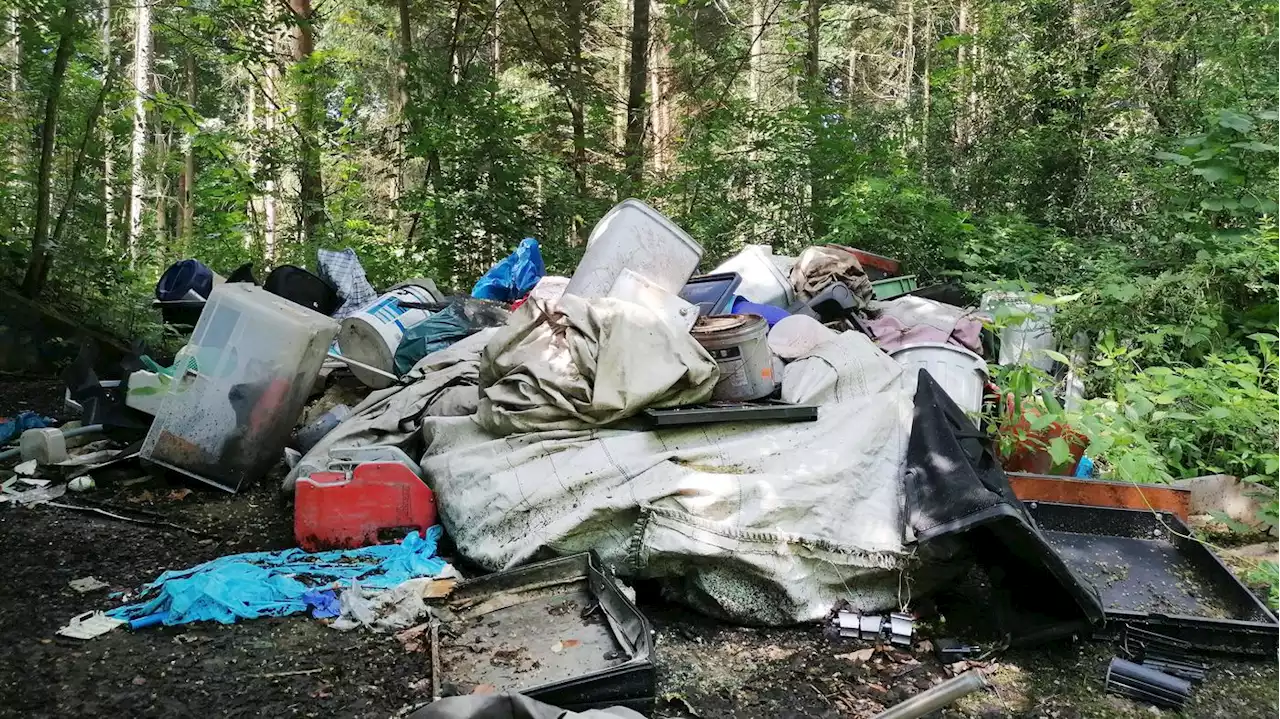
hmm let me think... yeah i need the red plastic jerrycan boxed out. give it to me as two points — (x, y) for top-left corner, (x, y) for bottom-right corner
(294, 461), (437, 552)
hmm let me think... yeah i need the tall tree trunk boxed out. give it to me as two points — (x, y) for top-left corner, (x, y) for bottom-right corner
(127, 0), (151, 264)
(649, 0), (671, 172)
(804, 0), (821, 98)
(567, 0), (587, 242)
(264, 60), (278, 259)
(804, 0), (823, 240)
(622, 0), (649, 189)
(21, 0), (77, 297)
(921, 0), (931, 172)
(491, 0), (501, 74)
(846, 30), (857, 105)
(245, 80), (258, 250)
(6, 7), (24, 243)
(448, 0), (462, 85)
(179, 51), (196, 244)
(749, 0), (763, 102)
(289, 0), (325, 252)
(954, 0), (969, 150)
(101, 0), (114, 247)
(614, 0), (628, 150)
(901, 0), (914, 109)
(154, 125), (169, 251)
(50, 61), (119, 258)
(394, 0), (413, 201)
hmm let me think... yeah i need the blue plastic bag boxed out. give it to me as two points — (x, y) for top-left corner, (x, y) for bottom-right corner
(472, 238), (545, 302)
(0, 411), (54, 445)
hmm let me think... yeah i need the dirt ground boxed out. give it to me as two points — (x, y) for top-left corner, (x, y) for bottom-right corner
(1, 377), (1277, 719)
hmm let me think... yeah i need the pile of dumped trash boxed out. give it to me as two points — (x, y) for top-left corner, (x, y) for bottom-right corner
(3, 199), (1275, 716)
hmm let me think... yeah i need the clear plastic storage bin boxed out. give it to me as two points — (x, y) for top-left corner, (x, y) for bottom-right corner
(140, 284), (340, 492)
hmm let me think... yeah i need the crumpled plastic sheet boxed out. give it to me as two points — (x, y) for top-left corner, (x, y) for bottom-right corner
(0, 482), (66, 506)
(332, 578), (427, 632)
(393, 298), (511, 376)
(107, 528), (448, 627)
(331, 565), (459, 631)
(472, 237), (545, 302)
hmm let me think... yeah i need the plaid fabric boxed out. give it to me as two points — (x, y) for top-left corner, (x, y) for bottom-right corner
(318, 248), (378, 319)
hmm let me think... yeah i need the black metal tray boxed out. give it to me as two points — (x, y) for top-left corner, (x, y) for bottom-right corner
(438, 552), (654, 712)
(643, 401), (818, 426)
(1026, 501), (1279, 655)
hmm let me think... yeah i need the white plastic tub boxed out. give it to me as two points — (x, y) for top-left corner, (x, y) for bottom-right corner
(140, 284), (339, 492)
(712, 244), (795, 308)
(565, 199), (703, 299)
(890, 342), (988, 414)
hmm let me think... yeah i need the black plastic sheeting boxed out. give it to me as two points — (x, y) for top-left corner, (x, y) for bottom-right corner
(903, 370), (1105, 646)
(408, 694), (644, 719)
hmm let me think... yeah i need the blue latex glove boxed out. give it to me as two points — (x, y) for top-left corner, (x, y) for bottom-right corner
(303, 589), (341, 619)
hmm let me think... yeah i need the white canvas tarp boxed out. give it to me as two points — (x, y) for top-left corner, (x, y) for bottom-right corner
(291, 299), (916, 624)
(422, 325), (914, 623)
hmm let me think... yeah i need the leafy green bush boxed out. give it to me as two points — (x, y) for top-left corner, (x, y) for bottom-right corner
(1245, 561), (1280, 612)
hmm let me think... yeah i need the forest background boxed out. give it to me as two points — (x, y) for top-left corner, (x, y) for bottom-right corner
(1, 0), (1277, 562)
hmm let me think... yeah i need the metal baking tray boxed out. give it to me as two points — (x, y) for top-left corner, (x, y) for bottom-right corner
(438, 552), (654, 711)
(1026, 501), (1279, 655)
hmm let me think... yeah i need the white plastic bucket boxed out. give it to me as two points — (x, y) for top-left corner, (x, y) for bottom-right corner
(712, 245), (795, 308)
(692, 314), (774, 401)
(890, 342), (988, 414)
(565, 199), (704, 299)
(337, 285), (437, 388)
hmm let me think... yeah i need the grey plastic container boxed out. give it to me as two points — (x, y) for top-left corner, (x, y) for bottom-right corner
(565, 199), (703, 299)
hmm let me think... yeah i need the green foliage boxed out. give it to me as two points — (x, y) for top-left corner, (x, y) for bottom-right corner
(1, 0), (1275, 543)
(1245, 561), (1279, 612)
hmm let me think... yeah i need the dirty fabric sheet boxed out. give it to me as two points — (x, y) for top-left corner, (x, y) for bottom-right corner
(423, 329), (912, 624)
(475, 293), (719, 436)
(864, 295), (984, 355)
(285, 330), (499, 490)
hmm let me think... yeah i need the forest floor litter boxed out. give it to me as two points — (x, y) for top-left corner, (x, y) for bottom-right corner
(0, 482), (1275, 718)
(1, 202), (1277, 718)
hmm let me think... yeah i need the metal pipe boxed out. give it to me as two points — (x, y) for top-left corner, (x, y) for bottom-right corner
(871, 670), (987, 719)
(62, 424), (106, 440)
(0, 424), (106, 462)
(326, 352), (399, 382)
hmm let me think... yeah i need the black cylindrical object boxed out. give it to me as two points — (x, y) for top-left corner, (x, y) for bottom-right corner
(1105, 657), (1192, 709)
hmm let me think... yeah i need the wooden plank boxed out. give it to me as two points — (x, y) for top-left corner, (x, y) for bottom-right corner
(1008, 472), (1191, 522)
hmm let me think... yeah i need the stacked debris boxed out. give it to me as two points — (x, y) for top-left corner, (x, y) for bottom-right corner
(4, 197), (1275, 718)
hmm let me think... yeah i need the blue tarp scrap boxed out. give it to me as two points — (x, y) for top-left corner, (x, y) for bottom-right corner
(471, 238), (545, 302)
(108, 527), (447, 627)
(0, 411), (55, 445)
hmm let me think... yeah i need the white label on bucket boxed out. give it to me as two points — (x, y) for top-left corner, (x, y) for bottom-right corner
(365, 296), (413, 331)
